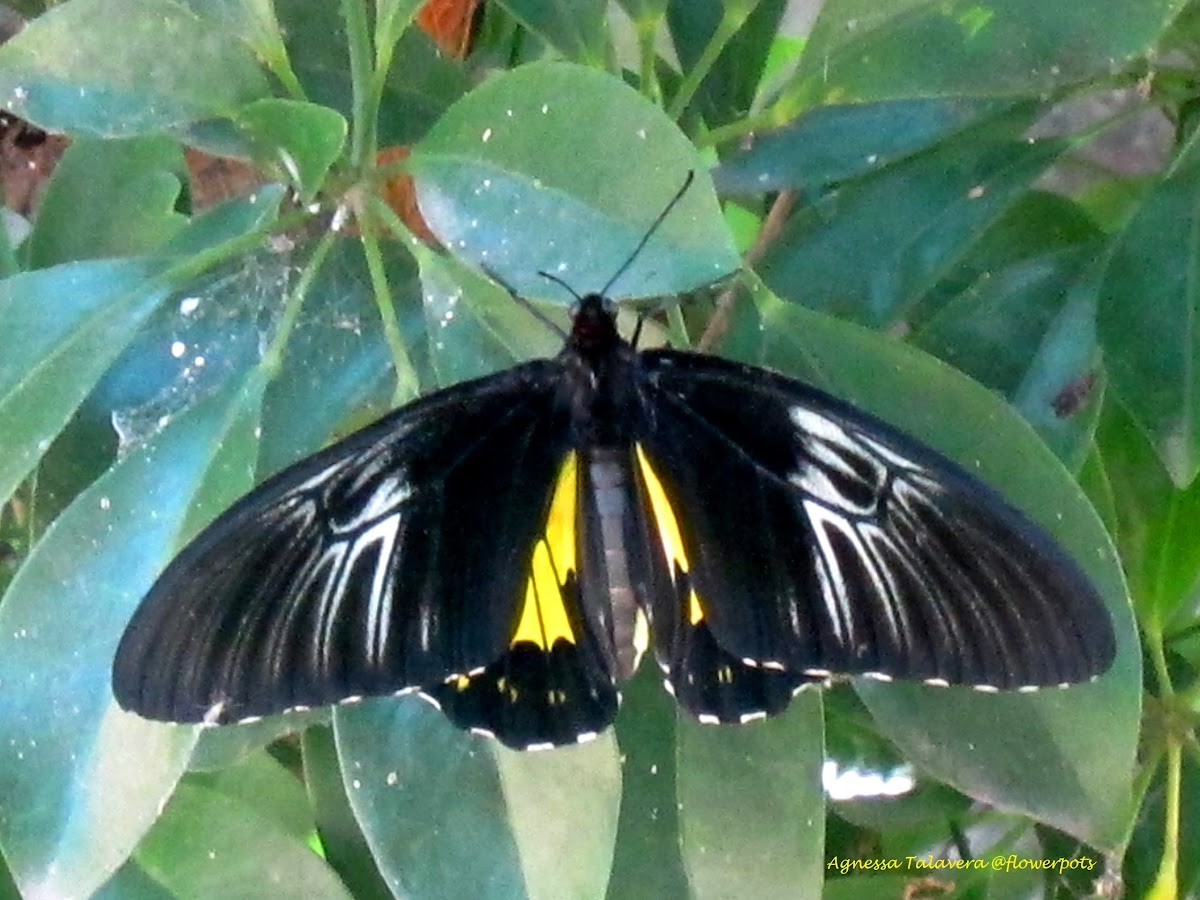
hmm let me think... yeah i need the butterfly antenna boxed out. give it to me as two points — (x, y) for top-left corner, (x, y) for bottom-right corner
(599, 170), (696, 298)
(482, 263), (567, 340)
(537, 269), (584, 303)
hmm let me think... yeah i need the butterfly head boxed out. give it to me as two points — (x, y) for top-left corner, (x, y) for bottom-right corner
(567, 293), (621, 356)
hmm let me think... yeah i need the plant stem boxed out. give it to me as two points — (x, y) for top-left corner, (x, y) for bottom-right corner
(342, 0), (375, 169)
(1147, 741), (1181, 900)
(260, 227), (340, 377)
(358, 202), (420, 404)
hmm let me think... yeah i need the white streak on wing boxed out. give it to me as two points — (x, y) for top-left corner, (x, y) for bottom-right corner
(803, 499), (856, 648)
(789, 406), (851, 445)
(417, 603), (434, 653)
(345, 446), (395, 493)
(788, 407), (885, 516)
(332, 474), (412, 534)
(290, 460), (351, 496)
(307, 540), (349, 675)
(856, 432), (924, 473)
(856, 523), (908, 652)
(320, 514), (401, 673)
(363, 513), (401, 667)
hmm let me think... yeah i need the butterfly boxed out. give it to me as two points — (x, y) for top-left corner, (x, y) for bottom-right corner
(112, 183), (1116, 752)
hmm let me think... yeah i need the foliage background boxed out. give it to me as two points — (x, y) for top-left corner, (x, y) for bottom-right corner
(0, 0), (1190, 897)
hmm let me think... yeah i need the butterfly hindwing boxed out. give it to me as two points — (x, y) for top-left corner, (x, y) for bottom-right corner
(429, 451), (621, 749)
(112, 361), (576, 727)
(635, 349), (1115, 691)
(634, 446), (812, 723)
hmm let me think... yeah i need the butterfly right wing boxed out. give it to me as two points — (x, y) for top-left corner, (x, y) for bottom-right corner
(112, 361), (578, 729)
(634, 349), (1115, 695)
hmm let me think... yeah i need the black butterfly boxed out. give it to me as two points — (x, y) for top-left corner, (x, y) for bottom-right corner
(112, 193), (1116, 752)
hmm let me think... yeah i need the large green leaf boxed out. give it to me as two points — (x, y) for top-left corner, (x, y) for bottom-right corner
(414, 241), (566, 386)
(676, 691), (825, 899)
(1099, 127), (1200, 487)
(757, 103), (1065, 329)
(0, 0), (270, 137)
(303, 727), (394, 900)
(133, 757), (353, 898)
(606, 662), (689, 899)
(410, 61), (739, 302)
(790, 0), (1186, 106)
(0, 372), (267, 899)
(334, 698), (622, 898)
(1094, 399), (1200, 627)
(744, 283), (1139, 849)
(715, 97), (1011, 194)
(0, 260), (168, 506)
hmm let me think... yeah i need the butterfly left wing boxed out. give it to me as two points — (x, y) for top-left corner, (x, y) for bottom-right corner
(634, 349), (1115, 698)
(113, 363), (618, 747)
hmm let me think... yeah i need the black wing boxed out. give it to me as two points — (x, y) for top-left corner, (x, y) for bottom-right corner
(635, 350), (1115, 691)
(113, 361), (591, 734)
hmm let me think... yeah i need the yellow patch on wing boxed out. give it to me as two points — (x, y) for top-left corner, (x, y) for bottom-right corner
(511, 452), (578, 649)
(635, 444), (704, 625)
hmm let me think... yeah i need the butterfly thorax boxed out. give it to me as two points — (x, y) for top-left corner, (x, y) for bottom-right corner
(559, 294), (641, 449)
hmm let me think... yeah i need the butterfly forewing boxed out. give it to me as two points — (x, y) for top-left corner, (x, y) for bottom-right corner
(634, 349), (1116, 691)
(113, 362), (572, 725)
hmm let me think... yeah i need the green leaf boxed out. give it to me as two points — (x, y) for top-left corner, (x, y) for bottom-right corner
(187, 751), (318, 839)
(303, 727), (393, 900)
(914, 248), (1092, 394)
(715, 97), (1012, 194)
(415, 241), (566, 386)
(614, 0), (669, 23)
(0, 260), (168, 506)
(912, 245), (1104, 470)
(496, 0), (610, 64)
(757, 102), (1066, 329)
(0, 372), (267, 899)
(257, 238), (413, 477)
(334, 697), (622, 898)
(494, 740), (622, 899)
(747, 283), (1139, 849)
(0, 0), (271, 137)
(25, 135), (187, 268)
(677, 691), (825, 899)
(176, 0), (294, 77)
(1099, 128), (1200, 487)
(134, 772), (353, 898)
(235, 99), (347, 201)
(379, 27), (472, 145)
(1094, 399), (1200, 627)
(607, 660), (689, 898)
(666, 0), (788, 124)
(410, 61), (738, 302)
(790, 0), (1186, 107)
